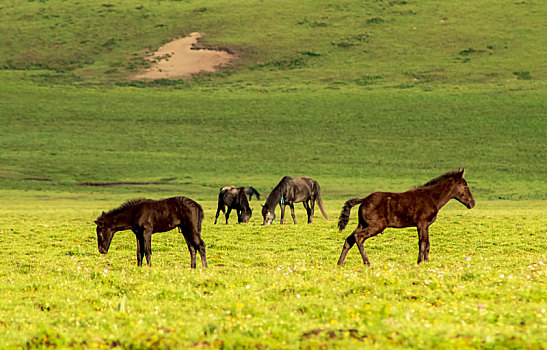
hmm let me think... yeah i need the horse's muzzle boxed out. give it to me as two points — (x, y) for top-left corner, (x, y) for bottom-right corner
(467, 200), (476, 209)
(98, 246), (108, 254)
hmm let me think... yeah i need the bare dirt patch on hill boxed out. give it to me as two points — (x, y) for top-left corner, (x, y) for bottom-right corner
(133, 32), (236, 80)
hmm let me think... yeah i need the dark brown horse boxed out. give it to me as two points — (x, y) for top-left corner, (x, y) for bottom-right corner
(261, 176), (328, 225)
(337, 169), (475, 266)
(214, 186), (252, 224)
(95, 196), (207, 268)
(244, 186), (261, 201)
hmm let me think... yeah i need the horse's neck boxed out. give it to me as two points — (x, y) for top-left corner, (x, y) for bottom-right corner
(266, 188), (282, 209)
(105, 211), (133, 231)
(424, 181), (456, 210)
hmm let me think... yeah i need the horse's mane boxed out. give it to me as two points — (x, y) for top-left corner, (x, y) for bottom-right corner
(104, 198), (147, 216)
(265, 176), (292, 206)
(417, 170), (462, 189)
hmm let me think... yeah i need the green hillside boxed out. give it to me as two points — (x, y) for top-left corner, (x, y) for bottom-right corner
(1, 0), (546, 199)
(1, 0), (545, 87)
(1, 76), (545, 200)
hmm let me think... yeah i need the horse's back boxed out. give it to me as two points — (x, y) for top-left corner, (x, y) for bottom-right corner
(173, 196), (203, 216)
(136, 196), (202, 231)
(219, 186), (239, 207)
(292, 177), (319, 198)
(360, 190), (437, 228)
(220, 185), (236, 192)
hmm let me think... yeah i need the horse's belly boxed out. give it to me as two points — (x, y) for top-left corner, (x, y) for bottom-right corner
(388, 220), (414, 228)
(153, 219), (181, 233)
(386, 213), (415, 228)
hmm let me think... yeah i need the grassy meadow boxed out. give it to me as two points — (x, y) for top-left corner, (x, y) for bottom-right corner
(0, 198), (546, 349)
(1, 0), (546, 348)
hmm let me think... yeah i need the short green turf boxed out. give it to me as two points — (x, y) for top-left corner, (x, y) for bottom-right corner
(0, 197), (545, 349)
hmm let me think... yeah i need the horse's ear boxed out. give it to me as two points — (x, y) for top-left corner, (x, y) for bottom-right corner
(101, 211), (105, 215)
(458, 168), (465, 178)
(94, 220), (97, 224)
(261, 204), (264, 208)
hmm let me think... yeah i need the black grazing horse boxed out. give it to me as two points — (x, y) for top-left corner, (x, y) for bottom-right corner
(337, 169), (475, 266)
(261, 176), (328, 225)
(214, 186), (253, 224)
(95, 196), (207, 268)
(244, 186), (261, 201)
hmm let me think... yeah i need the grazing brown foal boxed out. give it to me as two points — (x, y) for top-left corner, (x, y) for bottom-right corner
(95, 196), (207, 268)
(337, 169), (475, 266)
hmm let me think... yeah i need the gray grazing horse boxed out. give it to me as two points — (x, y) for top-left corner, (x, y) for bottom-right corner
(261, 176), (328, 225)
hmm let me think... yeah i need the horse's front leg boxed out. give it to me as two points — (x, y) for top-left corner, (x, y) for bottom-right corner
(289, 204), (297, 224)
(417, 225), (430, 264)
(225, 207), (232, 224)
(280, 204), (286, 224)
(143, 229), (153, 267)
(133, 230), (145, 267)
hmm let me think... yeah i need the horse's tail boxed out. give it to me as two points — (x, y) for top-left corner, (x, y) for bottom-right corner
(314, 182), (328, 220)
(217, 190), (226, 212)
(338, 198), (367, 232)
(196, 202), (204, 234)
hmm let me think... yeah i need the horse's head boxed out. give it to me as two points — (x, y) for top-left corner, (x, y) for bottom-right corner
(95, 212), (115, 254)
(238, 208), (252, 224)
(453, 169), (475, 209)
(261, 205), (275, 226)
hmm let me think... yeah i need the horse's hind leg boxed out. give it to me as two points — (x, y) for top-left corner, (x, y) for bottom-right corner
(337, 231), (357, 265)
(338, 225), (363, 265)
(186, 239), (197, 268)
(197, 237), (207, 268)
(180, 225), (207, 269)
(356, 226), (385, 266)
(190, 234), (207, 268)
(355, 234), (371, 266)
(214, 206), (222, 224)
(303, 201), (312, 223)
(289, 204), (297, 224)
(225, 207), (232, 224)
(180, 227), (197, 268)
